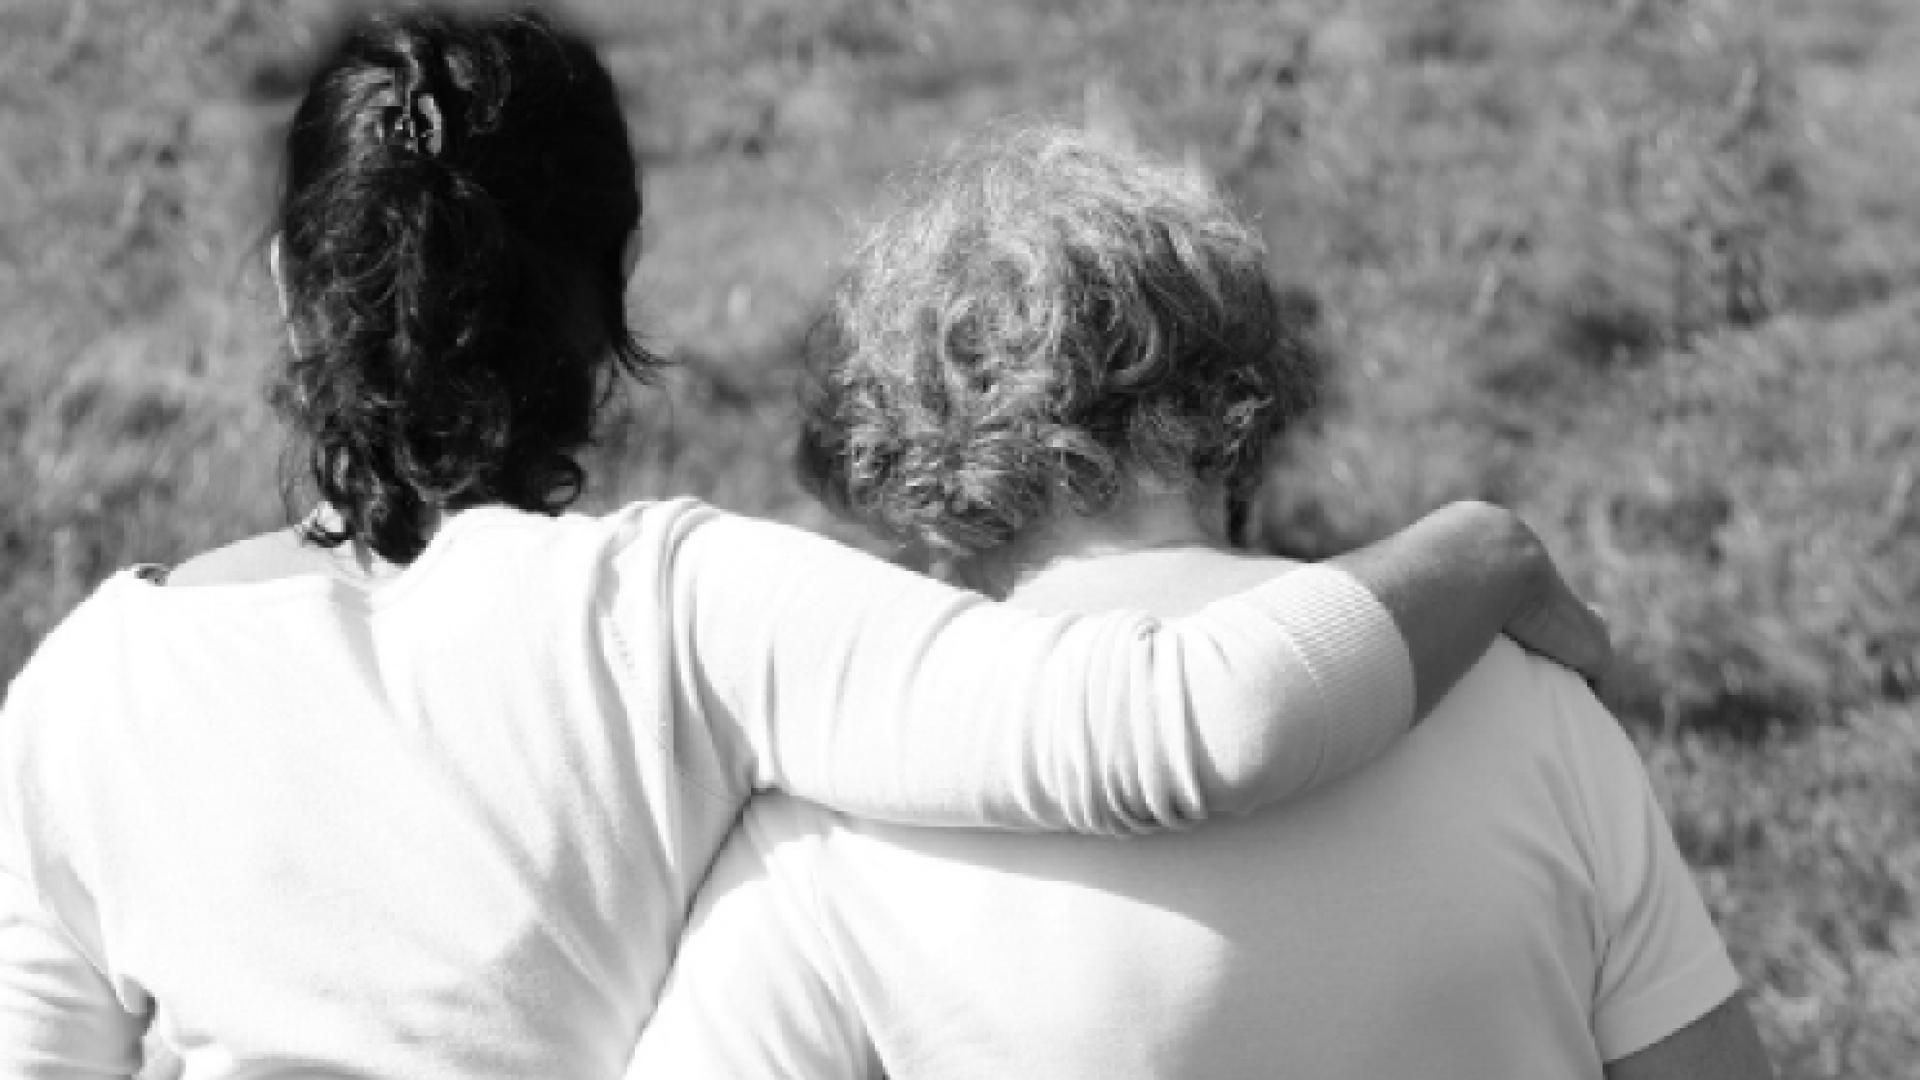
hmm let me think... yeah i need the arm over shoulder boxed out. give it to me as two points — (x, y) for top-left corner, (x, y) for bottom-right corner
(611, 501), (1415, 835)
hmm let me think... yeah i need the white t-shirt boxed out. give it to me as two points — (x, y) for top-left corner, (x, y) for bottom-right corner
(631, 639), (1740, 1080)
(0, 499), (1411, 1078)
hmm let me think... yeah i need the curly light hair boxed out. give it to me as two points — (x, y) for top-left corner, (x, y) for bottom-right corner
(799, 124), (1325, 562)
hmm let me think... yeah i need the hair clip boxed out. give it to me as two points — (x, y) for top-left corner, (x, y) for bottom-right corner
(374, 83), (446, 158)
(402, 88), (445, 158)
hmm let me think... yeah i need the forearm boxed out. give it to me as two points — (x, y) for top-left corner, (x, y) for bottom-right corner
(1330, 501), (1606, 718)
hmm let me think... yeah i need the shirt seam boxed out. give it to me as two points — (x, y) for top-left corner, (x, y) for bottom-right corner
(601, 607), (735, 807)
(1545, 659), (1612, 956)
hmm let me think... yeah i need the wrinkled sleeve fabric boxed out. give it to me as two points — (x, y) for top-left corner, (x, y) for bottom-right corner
(0, 608), (145, 1078)
(615, 500), (1415, 835)
(0, 863), (139, 1078)
(1546, 666), (1743, 1061)
(625, 798), (876, 1080)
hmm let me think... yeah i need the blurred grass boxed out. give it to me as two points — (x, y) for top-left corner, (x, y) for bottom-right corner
(2, 0), (1917, 1072)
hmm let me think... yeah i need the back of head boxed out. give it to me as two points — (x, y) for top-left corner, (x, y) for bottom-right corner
(799, 125), (1324, 564)
(272, 3), (652, 563)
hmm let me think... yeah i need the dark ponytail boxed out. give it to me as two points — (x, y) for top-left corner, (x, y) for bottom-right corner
(271, 5), (654, 563)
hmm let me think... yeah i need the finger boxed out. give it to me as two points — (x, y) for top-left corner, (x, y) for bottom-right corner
(1510, 593), (1611, 682)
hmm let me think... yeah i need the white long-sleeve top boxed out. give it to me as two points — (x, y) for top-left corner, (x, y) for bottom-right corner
(0, 499), (1411, 1078)
(631, 642), (1738, 1080)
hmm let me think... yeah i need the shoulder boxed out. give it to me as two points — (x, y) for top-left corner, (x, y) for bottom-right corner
(6, 578), (138, 703)
(598, 496), (921, 611)
(1440, 640), (1661, 857)
(1435, 637), (1606, 729)
(1414, 638), (1642, 794)
(1007, 549), (1301, 617)
(1, 577), (144, 816)
(162, 505), (684, 591)
(167, 529), (329, 587)
(599, 496), (833, 562)
(1489, 640), (1641, 775)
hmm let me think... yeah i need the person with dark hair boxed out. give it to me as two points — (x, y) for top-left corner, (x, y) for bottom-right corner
(0, 9), (1607, 1077)
(630, 126), (1774, 1079)
(266, 4), (648, 566)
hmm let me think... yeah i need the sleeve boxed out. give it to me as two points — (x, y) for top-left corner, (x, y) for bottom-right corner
(0, 863), (141, 1078)
(625, 799), (879, 1080)
(1545, 667), (1743, 1062)
(617, 500), (1415, 835)
(0, 671), (144, 1077)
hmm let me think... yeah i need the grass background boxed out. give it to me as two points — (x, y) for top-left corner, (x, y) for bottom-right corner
(2, 0), (1916, 1073)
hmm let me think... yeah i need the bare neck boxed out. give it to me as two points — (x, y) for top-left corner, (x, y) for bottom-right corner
(166, 506), (434, 588)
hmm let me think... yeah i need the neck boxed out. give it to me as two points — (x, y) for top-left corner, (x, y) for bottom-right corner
(953, 485), (1229, 596)
(305, 503), (437, 582)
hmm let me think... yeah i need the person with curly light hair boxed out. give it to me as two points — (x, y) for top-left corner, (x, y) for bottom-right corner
(799, 123), (1320, 586)
(631, 126), (1773, 1079)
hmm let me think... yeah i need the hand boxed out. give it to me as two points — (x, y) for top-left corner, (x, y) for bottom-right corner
(1331, 500), (1612, 717)
(1504, 542), (1612, 684)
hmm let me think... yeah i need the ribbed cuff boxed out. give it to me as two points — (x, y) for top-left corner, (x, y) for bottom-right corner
(1248, 564), (1417, 791)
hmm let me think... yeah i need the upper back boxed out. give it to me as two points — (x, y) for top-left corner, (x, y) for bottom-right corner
(704, 547), (1730, 1079)
(811, 645), (1605, 1077)
(0, 505), (731, 1077)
